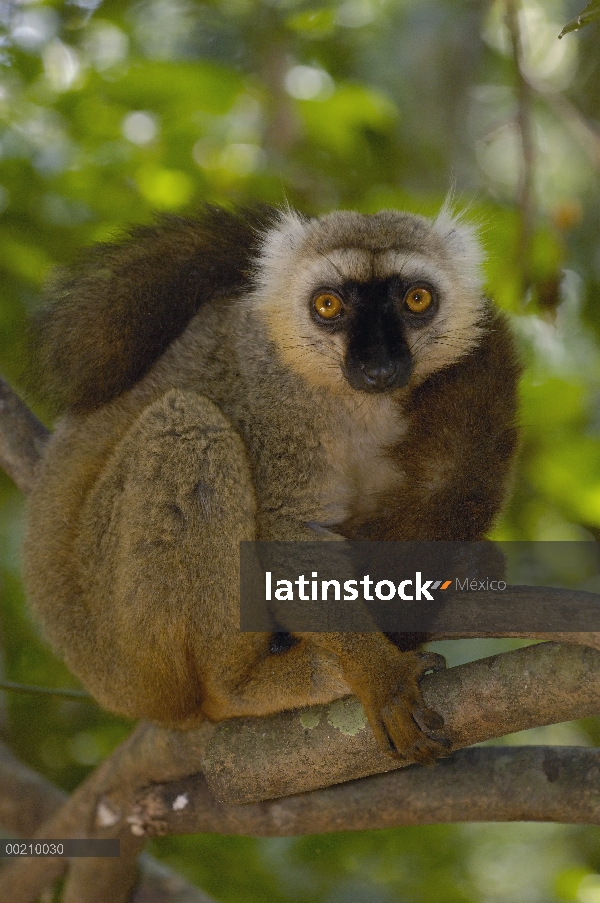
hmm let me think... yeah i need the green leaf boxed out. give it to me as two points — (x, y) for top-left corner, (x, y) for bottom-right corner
(559, 0), (600, 37)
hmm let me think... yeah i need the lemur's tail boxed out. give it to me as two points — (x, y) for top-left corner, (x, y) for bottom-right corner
(29, 205), (275, 413)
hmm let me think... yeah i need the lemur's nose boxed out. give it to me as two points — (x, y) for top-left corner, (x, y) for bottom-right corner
(360, 360), (400, 389)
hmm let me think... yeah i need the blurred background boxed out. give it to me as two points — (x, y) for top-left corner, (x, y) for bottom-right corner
(1, 0), (600, 900)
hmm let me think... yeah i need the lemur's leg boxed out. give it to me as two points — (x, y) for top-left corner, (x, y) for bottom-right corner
(73, 389), (347, 725)
(82, 389), (447, 762)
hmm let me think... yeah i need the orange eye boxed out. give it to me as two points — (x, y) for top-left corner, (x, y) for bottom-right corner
(404, 286), (433, 314)
(314, 292), (343, 320)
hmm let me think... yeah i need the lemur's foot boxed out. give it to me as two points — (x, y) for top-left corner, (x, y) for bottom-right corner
(360, 651), (450, 764)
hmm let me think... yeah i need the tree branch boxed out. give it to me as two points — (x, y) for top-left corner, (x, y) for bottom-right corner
(132, 746), (600, 837)
(4, 641), (599, 901)
(200, 640), (600, 802)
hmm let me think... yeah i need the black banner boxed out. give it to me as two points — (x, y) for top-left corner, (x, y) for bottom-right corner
(239, 541), (600, 631)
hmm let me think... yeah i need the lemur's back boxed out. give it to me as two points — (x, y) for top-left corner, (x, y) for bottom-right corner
(25, 205), (272, 585)
(30, 206), (275, 414)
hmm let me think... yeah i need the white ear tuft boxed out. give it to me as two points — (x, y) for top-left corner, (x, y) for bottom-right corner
(263, 207), (307, 257)
(254, 208), (308, 292)
(433, 197), (485, 290)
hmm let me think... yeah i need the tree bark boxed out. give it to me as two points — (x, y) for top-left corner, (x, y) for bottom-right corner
(133, 746), (600, 836)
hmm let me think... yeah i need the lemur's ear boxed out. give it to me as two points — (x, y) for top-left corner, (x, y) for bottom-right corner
(433, 199), (484, 295)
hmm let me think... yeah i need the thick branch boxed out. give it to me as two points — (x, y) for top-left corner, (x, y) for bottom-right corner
(0, 377), (48, 494)
(132, 746), (600, 837)
(202, 641), (600, 802)
(2, 639), (592, 903)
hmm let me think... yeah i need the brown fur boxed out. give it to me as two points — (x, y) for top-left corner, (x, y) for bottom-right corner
(23, 205), (520, 764)
(342, 308), (520, 541)
(28, 205), (275, 412)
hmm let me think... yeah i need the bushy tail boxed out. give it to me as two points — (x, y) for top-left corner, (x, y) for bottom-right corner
(29, 205), (275, 413)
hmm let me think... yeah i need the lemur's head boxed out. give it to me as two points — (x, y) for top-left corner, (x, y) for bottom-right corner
(251, 205), (486, 394)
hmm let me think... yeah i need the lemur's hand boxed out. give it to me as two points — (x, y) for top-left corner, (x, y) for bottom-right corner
(352, 650), (449, 763)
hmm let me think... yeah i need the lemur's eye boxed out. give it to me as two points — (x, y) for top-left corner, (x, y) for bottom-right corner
(404, 286), (433, 314)
(314, 292), (344, 320)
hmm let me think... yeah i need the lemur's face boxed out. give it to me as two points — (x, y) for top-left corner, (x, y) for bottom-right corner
(310, 277), (439, 393)
(252, 206), (486, 395)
